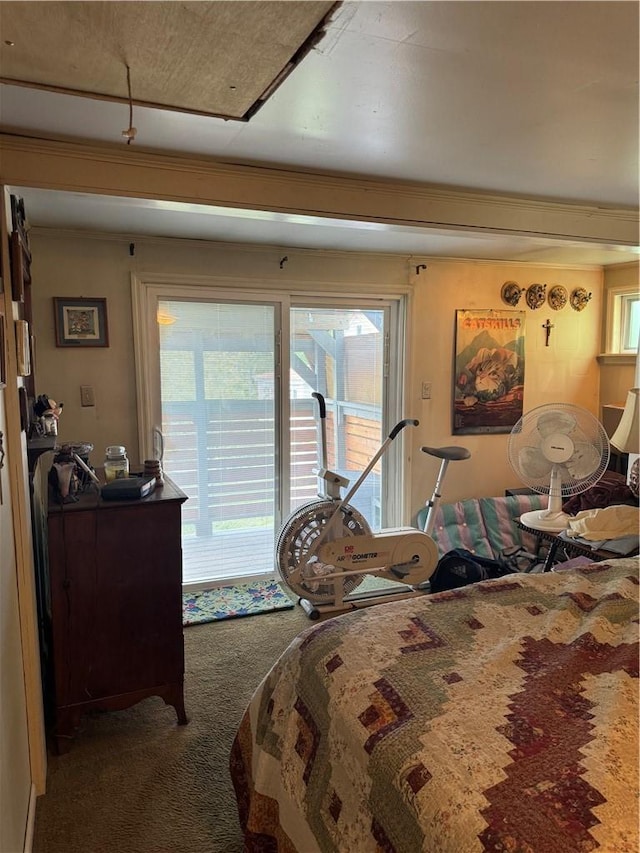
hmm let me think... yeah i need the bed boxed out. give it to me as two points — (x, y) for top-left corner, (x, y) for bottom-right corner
(230, 558), (639, 852)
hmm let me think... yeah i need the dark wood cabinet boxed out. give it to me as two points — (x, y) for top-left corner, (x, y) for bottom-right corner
(44, 476), (188, 752)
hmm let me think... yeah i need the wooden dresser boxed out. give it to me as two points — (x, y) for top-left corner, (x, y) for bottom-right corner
(42, 472), (188, 752)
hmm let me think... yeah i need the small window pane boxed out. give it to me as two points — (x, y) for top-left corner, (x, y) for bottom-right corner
(622, 296), (639, 352)
(158, 299), (276, 586)
(289, 307), (384, 523)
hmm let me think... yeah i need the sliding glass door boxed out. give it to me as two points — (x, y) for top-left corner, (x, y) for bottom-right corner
(157, 298), (278, 588)
(136, 282), (404, 590)
(289, 306), (385, 526)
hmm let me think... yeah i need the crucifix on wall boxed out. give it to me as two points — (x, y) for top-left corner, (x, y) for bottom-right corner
(542, 318), (554, 346)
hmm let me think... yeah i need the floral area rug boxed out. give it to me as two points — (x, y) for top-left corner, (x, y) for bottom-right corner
(183, 579), (295, 626)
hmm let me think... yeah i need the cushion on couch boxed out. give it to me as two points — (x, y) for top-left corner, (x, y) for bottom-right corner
(423, 493), (547, 559)
(427, 499), (492, 558)
(479, 494), (546, 555)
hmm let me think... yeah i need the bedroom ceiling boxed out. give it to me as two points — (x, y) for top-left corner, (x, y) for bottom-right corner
(1, 1), (638, 264)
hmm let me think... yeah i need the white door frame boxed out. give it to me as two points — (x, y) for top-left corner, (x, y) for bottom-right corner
(131, 272), (411, 529)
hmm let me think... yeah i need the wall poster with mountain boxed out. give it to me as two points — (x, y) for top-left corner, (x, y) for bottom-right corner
(453, 309), (525, 434)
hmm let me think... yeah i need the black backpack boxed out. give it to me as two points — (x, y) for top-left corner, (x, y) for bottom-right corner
(429, 548), (518, 594)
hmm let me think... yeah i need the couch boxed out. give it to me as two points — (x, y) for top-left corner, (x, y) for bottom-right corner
(418, 493), (547, 560)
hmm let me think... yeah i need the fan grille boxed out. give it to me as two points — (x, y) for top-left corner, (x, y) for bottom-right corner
(508, 404), (610, 497)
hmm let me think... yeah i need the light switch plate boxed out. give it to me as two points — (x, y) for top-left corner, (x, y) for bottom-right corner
(80, 385), (95, 407)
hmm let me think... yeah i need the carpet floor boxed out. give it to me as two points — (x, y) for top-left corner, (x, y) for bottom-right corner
(32, 574), (420, 852)
(32, 604), (310, 853)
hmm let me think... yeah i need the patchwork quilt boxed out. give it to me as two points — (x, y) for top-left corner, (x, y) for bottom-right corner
(230, 558), (639, 852)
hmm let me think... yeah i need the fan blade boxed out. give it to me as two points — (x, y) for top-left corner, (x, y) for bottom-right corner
(566, 442), (601, 480)
(518, 446), (552, 479)
(536, 410), (577, 438)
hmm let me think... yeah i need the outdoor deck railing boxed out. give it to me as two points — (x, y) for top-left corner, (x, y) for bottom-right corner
(162, 397), (382, 538)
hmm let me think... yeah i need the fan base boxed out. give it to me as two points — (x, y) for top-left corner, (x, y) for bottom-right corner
(520, 509), (570, 533)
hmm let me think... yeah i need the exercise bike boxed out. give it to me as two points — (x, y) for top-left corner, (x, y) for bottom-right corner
(275, 392), (471, 618)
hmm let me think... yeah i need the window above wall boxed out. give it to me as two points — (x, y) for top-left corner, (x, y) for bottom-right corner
(619, 292), (640, 353)
(601, 282), (640, 362)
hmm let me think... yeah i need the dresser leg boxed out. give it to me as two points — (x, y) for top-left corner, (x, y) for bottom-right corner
(53, 708), (82, 753)
(162, 682), (189, 725)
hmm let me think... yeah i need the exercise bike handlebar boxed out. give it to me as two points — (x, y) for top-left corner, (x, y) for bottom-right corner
(311, 392), (417, 477)
(312, 392), (328, 471)
(311, 391), (326, 419)
(302, 406), (419, 564)
(389, 418), (419, 440)
(312, 394), (416, 439)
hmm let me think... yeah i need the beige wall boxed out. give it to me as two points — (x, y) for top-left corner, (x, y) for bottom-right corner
(31, 235), (140, 466)
(30, 230), (605, 515)
(408, 259), (603, 511)
(600, 364), (638, 408)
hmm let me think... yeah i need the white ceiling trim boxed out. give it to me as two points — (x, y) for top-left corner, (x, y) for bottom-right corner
(28, 227), (604, 272)
(1, 133), (637, 246)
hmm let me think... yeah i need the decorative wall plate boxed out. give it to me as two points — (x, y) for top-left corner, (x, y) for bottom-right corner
(548, 285), (568, 311)
(525, 283), (546, 310)
(501, 281), (523, 306)
(570, 288), (592, 312)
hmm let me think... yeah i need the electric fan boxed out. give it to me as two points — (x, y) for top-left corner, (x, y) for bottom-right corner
(507, 403), (610, 532)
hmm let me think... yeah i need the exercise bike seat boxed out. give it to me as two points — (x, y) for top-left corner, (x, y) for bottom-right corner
(421, 445), (471, 462)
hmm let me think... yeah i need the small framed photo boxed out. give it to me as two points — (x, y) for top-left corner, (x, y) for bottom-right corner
(10, 230), (31, 302)
(9, 195), (31, 302)
(18, 386), (29, 432)
(15, 319), (31, 376)
(54, 297), (109, 347)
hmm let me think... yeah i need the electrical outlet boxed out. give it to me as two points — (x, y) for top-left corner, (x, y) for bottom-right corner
(421, 381), (432, 400)
(80, 385), (95, 407)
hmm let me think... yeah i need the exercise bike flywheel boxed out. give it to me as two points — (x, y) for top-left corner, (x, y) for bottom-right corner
(275, 499), (371, 603)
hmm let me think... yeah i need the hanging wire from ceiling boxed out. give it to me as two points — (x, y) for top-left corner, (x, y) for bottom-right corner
(121, 64), (137, 144)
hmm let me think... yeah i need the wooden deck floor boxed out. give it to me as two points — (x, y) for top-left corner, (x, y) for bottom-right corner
(181, 527), (276, 590)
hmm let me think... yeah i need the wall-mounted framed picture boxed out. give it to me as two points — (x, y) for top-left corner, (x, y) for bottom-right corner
(10, 230), (31, 303)
(9, 195), (31, 303)
(54, 297), (109, 347)
(18, 386), (29, 432)
(15, 319), (31, 376)
(453, 309), (526, 435)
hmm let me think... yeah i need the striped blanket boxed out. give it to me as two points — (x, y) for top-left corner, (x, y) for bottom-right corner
(428, 494), (546, 559)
